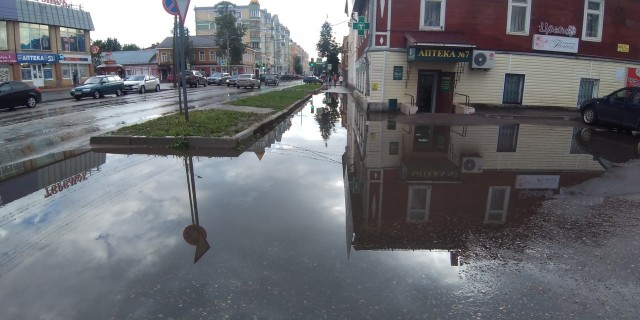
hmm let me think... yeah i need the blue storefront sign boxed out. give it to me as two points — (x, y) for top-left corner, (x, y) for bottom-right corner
(17, 53), (57, 63)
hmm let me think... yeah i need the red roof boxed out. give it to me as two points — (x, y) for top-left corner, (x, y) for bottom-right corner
(405, 32), (476, 48)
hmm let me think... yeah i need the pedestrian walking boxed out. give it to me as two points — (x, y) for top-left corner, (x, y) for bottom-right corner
(72, 71), (79, 87)
(333, 74), (338, 87)
(339, 75), (343, 86)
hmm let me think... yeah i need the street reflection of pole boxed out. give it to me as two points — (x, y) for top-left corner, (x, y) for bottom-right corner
(183, 156), (209, 263)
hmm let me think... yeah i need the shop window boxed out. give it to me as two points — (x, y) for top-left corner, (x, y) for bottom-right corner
(407, 186), (432, 222)
(0, 21), (7, 50)
(60, 27), (86, 52)
(485, 187), (510, 224)
(507, 0), (530, 34)
(503, 73), (525, 104)
(21, 67), (32, 80)
(20, 23), (51, 51)
(582, 0), (604, 41)
(420, 0), (446, 30)
(497, 124), (519, 152)
(43, 67), (53, 80)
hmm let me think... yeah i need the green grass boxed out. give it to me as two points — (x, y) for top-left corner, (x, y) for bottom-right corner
(112, 109), (269, 138)
(230, 84), (322, 111)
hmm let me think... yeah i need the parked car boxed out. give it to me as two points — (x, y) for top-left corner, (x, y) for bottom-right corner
(70, 75), (124, 100)
(207, 72), (230, 86)
(179, 70), (207, 88)
(264, 74), (279, 86)
(236, 74), (261, 89)
(123, 75), (160, 94)
(226, 74), (239, 87)
(0, 81), (41, 110)
(303, 76), (323, 84)
(580, 87), (640, 131)
(575, 127), (640, 164)
(279, 74), (294, 81)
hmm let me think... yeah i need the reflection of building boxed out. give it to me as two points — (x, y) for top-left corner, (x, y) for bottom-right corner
(0, 0), (94, 87)
(0, 151), (106, 207)
(347, 0), (640, 113)
(343, 99), (605, 263)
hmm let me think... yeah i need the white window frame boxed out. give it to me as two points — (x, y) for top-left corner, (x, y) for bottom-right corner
(199, 51), (205, 61)
(582, 0), (604, 42)
(161, 52), (167, 63)
(484, 186), (511, 224)
(419, 0), (446, 31)
(506, 0), (531, 35)
(406, 186), (432, 223)
(209, 50), (216, 61)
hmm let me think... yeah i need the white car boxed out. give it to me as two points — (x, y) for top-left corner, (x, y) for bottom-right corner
(123, 75), (160, 94)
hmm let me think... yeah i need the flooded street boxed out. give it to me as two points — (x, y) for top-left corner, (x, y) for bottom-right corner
(1, 93), (639, 319)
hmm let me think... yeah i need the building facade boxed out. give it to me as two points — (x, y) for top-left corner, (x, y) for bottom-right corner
(0, 0), (94, 88)
(194, 0), (298, 75)
(347, 0), (640, 113)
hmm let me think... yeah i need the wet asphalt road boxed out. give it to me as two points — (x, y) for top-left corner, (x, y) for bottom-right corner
(0, 81), (301, 166)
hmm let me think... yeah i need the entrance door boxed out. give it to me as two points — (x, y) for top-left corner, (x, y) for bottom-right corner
(417, 72), (437, 113)
(31, 65), (45, 87)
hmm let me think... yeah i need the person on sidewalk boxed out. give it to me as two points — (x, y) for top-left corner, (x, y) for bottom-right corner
(333, 74), (338, 87)
(339, 75), (343, 86)
(72, 71), (79, 87)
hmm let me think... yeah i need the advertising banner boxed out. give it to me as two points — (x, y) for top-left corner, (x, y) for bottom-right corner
(0, 52), (17, 64)
(626, 67), (640, 87)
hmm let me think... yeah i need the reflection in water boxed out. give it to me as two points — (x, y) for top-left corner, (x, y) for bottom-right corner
(182, 156), (210, 264)
(342, 103), (610, 266)
(316, 93), (342, 146)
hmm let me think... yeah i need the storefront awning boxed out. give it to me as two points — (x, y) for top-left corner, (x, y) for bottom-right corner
(405, 32), (476, 48)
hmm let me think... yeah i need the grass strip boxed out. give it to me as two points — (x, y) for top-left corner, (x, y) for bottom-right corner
(229, 83), (321, 112)
(112, 109), (269, 138)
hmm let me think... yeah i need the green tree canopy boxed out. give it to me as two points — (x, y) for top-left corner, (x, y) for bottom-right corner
(122, 43), (141, 51)
(215, 1), (246, 66)
(294, 55), (303, 75)
(316, 22), (341, 75)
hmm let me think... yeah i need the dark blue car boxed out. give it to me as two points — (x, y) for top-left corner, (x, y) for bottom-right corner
(580, 87), (640, 131)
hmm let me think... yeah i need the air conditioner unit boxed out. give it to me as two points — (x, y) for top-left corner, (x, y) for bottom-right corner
(461, 156), (483, 173)
(471, 50), (496, 69)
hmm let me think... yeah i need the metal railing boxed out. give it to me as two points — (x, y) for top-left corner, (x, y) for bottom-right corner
(454, 93), (470, 106)
(404, 93), (415, 106)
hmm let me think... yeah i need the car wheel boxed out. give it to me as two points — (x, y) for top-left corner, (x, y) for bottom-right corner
(26, 96), (37, 108)
(74, 96), (82, 101)
(140, 86), (146, 94)
(582, 106), (597, 125)
(579, 128), (594, 143)
(93, 91), (101, 99)
(155, 84), (160, 92)
(237, 85), (240, 89)
(227, 83), (230, 87)
(203, 81), (207, 87)
(116, 89), (122, 96)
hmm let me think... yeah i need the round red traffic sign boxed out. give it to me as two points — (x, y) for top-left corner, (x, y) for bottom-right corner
(91, 46), (99, 54)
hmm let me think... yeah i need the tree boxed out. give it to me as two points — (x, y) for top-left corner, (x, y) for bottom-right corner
(316, 22), (341, 74)
(293, 55), (303, 75)
(102, 38), (122, 52)
(122, 43), (141, 51)
(214, 1), (246, 68)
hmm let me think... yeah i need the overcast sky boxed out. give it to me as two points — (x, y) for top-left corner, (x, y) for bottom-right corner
(77, 0), (352, 59)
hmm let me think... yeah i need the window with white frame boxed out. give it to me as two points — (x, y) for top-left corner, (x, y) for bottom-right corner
(420, 0), (446, 30)
(507, 0), (530, 34)
(407, 186), (432, 222)
(199, 51), (205, 61)
(209, 50), (216, 61)
(0, 21), (7, 50)
(161, 52), (167, 62)
(582, 0), (604, 41)
(485, 187), (510, 224)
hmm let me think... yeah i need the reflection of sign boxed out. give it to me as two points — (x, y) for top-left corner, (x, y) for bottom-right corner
(45, 172), (90, 197)
(393, 66), (403, 80)
(627, 68), (640, 87)
(439, 75), (452, 93)
(408, 47), (472, 62)
(533, 34), (579, 53)
(352, 16), (370, 36)
(617, 44), (630, 53)
(16, 53), (56, 63)
(538, 22), (577, 36)
(515, 175), (560, 189)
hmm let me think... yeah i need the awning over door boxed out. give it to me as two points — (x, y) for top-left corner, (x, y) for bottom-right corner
(406, 32), (476, 62)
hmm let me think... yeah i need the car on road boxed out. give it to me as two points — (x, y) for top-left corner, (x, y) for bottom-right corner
(207, 72), (230, 86)
(179, 70), (207, 88)
(303, 76), (323, 84)
(226, 74), (238, 87)
(0, 81), (41, 110)
(264, 74), (279, 86)
(236, 74), (261, 89)
(70, 75), (124, 100)
(279, 74), (294, 81)
(580, 87), (640, 131)
(123, 75), (160, 94)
